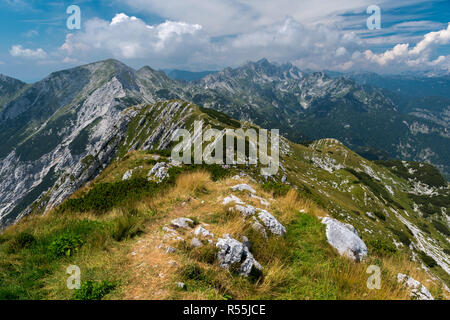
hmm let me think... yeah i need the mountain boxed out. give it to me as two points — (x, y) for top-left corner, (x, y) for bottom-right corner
(188, 59), (450, 177)
(0, 58), (449, 231)
(0, 74), (27, 112)
(331, 72), (450, 98)
(164, 69), (218, 82)
(0, 59), (186, 227)
(0, 98), (448, 299)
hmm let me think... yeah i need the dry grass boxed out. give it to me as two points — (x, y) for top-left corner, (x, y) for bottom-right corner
(5, 161), (445, 301)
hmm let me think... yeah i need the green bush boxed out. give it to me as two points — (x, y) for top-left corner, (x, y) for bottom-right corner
(389, 228), (411, 246)
(72, 280), (116, 300)
(432, 220), (450, 236)
(261, 181), (290, 197)
(367, 239), (397, 256)
(47, 233), (84, 258)
(58, 178), (159, 214)
(418, 251), (437, 268)
(373, 211), (386, 221)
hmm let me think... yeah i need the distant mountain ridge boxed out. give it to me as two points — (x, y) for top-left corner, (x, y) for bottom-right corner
(0, 58), (449, 229)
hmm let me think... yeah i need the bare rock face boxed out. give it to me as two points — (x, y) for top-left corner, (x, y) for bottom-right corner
(397, 273), (434, 300)
(216, 234), (262, 277)
(321, 217), (368, 262)
(147, 162), (170, 183)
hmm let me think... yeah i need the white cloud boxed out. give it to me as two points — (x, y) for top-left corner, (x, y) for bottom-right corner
(9, 45), (47, 59)
(56, 12), (450, 74)
(119, 0), (425, 37)
(60, 13), (203, 62)
(364, 23), (450, 71)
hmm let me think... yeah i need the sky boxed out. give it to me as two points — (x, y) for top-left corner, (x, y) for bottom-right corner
(0, 0), (449, 82)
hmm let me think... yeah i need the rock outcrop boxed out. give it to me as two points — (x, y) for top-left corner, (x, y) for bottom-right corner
(397, 273), (434, 300)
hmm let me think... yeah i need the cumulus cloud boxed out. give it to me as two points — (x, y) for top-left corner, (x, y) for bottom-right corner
(364, 23), (450, 71)
(60, 13), (204, 65)
(56, 12), (450, 74)
(9, 45), (47, 59)
(119, 0), (423, 37)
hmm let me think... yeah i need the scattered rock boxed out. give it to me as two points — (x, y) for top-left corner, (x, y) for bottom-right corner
(242, 236), (251, 249)
(193, 226), (214, 238)
(191, 237), (203, 248)
(168, 260), (177, 266)
(250, 194), (270, 206)
(234, 204), (256, 218)
(321, 217), (368, 262)
(216, 234), (262, 277)
(148, 162), (170, 183)
(176, 282), (186, 290)
(252, 218), (268, 238)
(222, 195), (244, 205)
(397, 273), (434, 300)
(122, 169), (133, 180)
(231, 184), (256, 194)
(163, 226), (177, 234)
(165, 246), (177, 254)
(171, 217), (194, 229)
(256, 209), (286, 236)
(131, 251), (137, 256)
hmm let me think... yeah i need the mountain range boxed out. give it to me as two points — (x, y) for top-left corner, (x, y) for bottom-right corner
(0, 59), (449, 299)
(0, 58), (448, 229)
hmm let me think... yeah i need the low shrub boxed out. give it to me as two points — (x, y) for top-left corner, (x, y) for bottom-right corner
(418, 251), (437, 268)
(432, 220), (450, 236)
(373, 211), (386, 221)
(181, 264), (205, 281)
(261, 181), (290, 197)
(47, 233), (84, 258)
(389, 228), (411, 246)
(367, 239), (397, 256)
(72, 280), (116, 300)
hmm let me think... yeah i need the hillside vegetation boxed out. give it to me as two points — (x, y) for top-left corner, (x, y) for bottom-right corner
(0, 101), (449, 300)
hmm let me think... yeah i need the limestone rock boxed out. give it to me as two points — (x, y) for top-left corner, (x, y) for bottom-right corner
(257, 209), (286, 236)
(171, 217), (194, 229)
(122, 169), (133, 180)
(216, 234), (262, 277)
(193, 226), (214, 238)
(148, 162), (170, 183)
(222, 195), (244, 205)
(397, 273), (434, 300)
(231, 184), (256, 194)
(321, 217), (368, 261)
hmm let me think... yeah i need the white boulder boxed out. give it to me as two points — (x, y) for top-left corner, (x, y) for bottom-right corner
(321, 217), (368, 261)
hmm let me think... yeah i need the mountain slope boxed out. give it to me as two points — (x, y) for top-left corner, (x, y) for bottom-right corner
(188, 59), (450, 178)
(0, 60), (186, 227)
(0, 99), (448, 300)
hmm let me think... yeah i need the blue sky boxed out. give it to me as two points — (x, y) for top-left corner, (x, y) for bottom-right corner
(0, 0), (449, 82)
